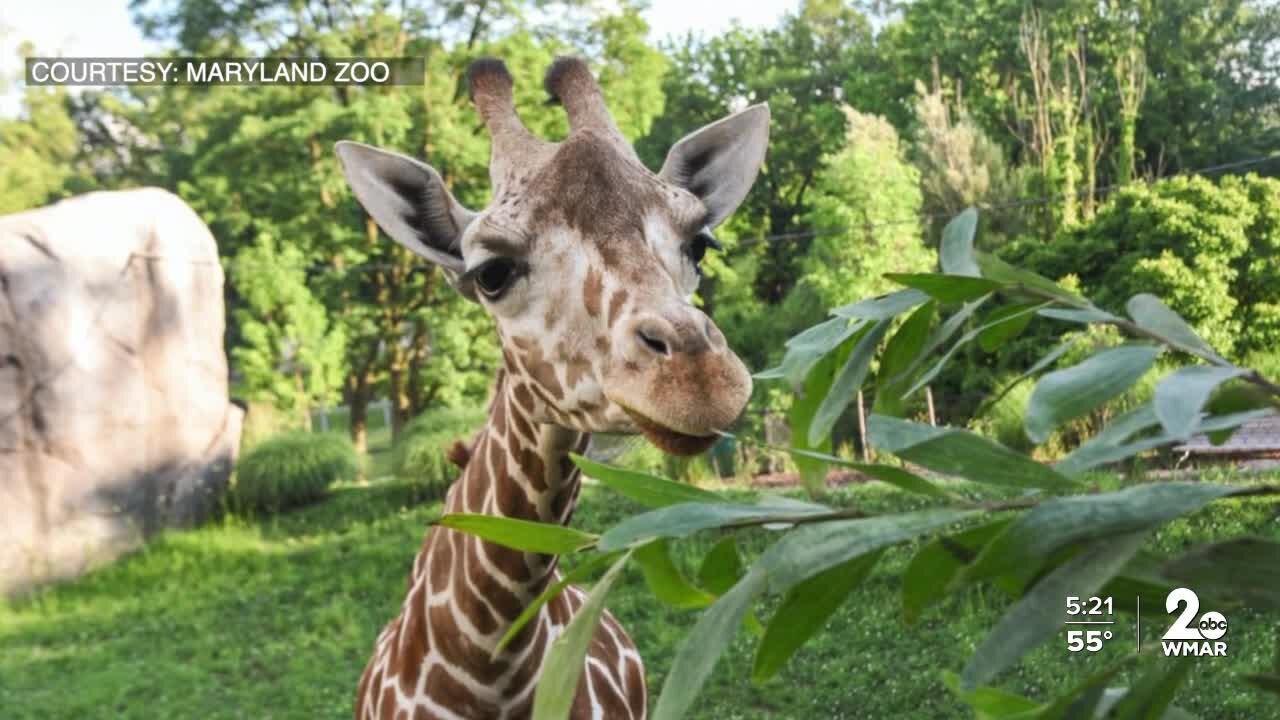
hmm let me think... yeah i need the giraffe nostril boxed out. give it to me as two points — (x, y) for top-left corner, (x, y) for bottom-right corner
(636, 328), (670, 357)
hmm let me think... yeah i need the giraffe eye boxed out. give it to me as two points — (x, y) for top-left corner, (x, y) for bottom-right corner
(686, 228), (721, 267)
(474, 257), (519, 300)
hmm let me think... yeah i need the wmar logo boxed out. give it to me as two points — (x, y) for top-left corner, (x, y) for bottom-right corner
(1161, 588), (1228, 657)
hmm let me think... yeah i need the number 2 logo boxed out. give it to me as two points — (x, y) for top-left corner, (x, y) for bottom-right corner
(1163, 587), (1227, 641)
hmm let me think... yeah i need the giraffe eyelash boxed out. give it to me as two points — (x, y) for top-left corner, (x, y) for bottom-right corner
(684, 228), (721, 273)
(459, 256), (528, 300)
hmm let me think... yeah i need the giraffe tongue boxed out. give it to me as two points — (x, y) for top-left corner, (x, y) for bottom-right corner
(625, 411), (718, 457)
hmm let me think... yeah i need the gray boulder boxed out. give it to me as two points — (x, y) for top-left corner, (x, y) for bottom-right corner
(0, 188), (244, 596)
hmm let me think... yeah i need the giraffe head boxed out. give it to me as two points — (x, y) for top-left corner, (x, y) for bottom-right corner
(336, 57), (768, 456)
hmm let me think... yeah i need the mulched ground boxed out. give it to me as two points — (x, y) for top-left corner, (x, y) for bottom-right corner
(748, 468), (878, 489)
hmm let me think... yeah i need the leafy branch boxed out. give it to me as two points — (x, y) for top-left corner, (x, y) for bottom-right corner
(440, 208), (1280, 719)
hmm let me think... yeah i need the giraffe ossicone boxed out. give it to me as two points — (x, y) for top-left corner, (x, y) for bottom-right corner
(336, 55), (769, 720)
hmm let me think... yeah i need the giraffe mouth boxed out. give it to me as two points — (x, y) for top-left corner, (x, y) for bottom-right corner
(621, 408), (719, 457)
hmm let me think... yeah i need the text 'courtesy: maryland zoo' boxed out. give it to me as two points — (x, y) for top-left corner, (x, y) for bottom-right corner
(25, 58), (426, 86)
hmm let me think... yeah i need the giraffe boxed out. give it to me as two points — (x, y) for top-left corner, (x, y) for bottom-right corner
(334, 55), (769, 720)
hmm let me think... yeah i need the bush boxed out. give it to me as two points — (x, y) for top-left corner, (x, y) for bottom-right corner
(1005, 174), (1280, 357)
(392, 407), (487, 501)
(232, 431), (359, 513)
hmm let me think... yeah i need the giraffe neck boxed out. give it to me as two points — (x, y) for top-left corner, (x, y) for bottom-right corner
(444, 368), (586, 528)
(437, 366), (588, 638)
(361, 368), (590, 716)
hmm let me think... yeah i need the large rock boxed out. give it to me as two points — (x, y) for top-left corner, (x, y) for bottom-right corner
(0, 188), (244, 596)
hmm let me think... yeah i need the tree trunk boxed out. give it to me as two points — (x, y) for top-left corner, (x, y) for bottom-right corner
(1082, 119), (1098, 220)
(388, 362), (411, 439)
(293, 369), (311, 430)
(345, 372), (372, 455)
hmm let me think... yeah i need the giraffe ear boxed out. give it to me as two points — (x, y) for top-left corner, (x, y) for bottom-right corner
(335, 141), (476, 277)
(658, 103), (770, 228)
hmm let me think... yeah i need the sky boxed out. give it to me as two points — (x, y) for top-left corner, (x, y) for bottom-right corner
(0, 0), (797, 117)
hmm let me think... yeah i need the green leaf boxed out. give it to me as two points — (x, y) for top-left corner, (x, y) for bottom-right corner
(754, 507), (978, 593)
(1028, 656), (1135, 720)
(671, 536), (766, 638)
(894, 296), (991, 391)
(962, 482), (1237, 584)
(782, 446), (954, 499)
(653, 569), (769, 720)
(1038, 307), (1120, 324)
(940, 671), (1041, 718)
(1126, 294), (1224, 363)
(809, 319), (890, 446)
(532, 551), (632, 720)
(790, 335), (854, 492)
(571, 454), (722, 508)
(438, 513), (597, 554)
(1024, 345), (1162, 444)
(1153, 366), (1248, 439)
(597, 501), (834, 552)
(978, 302), (1041, 352)
(754, 316), (862, 389)
(884, 272), (1005, 303)
(752, 550), (884, 683)
(697, 536), (744, 594)
(1096, 560), (1178, 616)
(961, 531), (1148, 690)
(1055, 404), (1161, 477)
(874, 300), (937, 416)
(1055, 408), (1274, 476)
(903, 298), (1043, 397)
(831, 288), (931, 320)
(974, 251), (1086, 305)
(1162, 537), (1280, 610)
(1205, 384), (1275, 442)
(940, 208), (980, 277)
(494, 551), (622, 654)
(903, 518), (1015, 624)
(974, 339), (1079, 421)
(1106, 658), (1193, 720)
(868, 415), (1076, 491)
(1245, 674), (1280, 696)
(634, 539), (715, 609)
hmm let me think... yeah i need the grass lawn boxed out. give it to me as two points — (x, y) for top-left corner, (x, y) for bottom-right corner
(2, 469), (1277, 719)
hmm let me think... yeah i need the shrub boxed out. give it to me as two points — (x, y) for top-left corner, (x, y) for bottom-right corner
(232, 431), (359, 513)
(392, 407), (487, 501)
(1005, 174), (1280, 357)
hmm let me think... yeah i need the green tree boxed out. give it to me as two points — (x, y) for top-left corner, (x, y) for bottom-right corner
(785, 106), (931, 326)
(230, 233), (346, 426)
(875, 0), (1280, 182)
(639, 0), (878, 306)
(0, 43), (82, 214)
(910, 76), (1013, 238)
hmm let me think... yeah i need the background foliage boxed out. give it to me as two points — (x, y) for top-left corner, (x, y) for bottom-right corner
(3, 0), (1278, 453)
